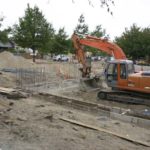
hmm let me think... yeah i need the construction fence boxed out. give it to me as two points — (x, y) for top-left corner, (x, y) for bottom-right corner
(16, 62), (81, 92)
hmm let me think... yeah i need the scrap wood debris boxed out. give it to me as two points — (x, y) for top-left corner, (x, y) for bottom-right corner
(60, 117), (150, 147)
(0, 87), (28, 99)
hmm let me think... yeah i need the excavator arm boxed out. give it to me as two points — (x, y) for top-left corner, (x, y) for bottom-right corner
(72, 33), (126, 77)
(71, 34), (87, 77)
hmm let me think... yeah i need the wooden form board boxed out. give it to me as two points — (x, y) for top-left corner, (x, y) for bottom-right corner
(60, 117), (150, 147)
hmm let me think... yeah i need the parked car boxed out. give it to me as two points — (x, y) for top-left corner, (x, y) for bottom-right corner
(91, 56), (98, 61)
(61, 55), (69, 61)
(52, 55), (61, 61)
(53, 55), (69, 61)
(97, 56), (102, 60)
(91, 56), (102, 61)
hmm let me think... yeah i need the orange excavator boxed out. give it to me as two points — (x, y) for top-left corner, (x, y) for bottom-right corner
(72, 33), (150, 105)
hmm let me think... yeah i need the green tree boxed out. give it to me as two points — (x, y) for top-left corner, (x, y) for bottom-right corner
(91, 25), (106, 37)
(12, 4), (54, 62)
(66, 38), (74, 54)
(74, 14), (89, 35)
(87, 25), (108, 56)
(0, 17), (11, 43)
(52, 27), (69, 54)
(142, 27), (150, 62)
(115, 24), (150, 61)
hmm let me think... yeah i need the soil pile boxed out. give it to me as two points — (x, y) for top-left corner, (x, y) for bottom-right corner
(0, 51), (35, 68)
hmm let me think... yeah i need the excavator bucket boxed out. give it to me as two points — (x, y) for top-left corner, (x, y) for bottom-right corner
(79, 76), (104, 91)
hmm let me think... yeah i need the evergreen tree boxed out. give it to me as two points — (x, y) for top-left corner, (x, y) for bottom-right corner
(91, 25), (106, 37)
(74, 14), (89, 35)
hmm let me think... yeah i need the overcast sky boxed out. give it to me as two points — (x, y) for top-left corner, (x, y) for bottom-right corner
(0, 0), (150, 40)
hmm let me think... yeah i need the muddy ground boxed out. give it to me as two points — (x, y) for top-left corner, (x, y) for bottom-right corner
(0, 52), (150, 150)
(0, 96), (150, 150)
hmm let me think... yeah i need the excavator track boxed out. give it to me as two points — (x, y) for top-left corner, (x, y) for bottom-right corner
(97, 90), (150, 106)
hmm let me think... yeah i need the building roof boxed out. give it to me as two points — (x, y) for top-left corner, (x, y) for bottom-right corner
(0, 41), (14, 48)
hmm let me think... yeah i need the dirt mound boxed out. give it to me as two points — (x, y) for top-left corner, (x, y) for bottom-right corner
(0, 51), (35, 68)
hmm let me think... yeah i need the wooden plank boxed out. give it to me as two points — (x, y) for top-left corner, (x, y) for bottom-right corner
(60, 117), (150, 147)
(0, 87), (27, 99)
(0, 87), (16, 93)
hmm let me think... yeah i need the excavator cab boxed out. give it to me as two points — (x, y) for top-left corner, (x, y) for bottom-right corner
(105, 60), (135, 89)
(105, 62), (118, 88)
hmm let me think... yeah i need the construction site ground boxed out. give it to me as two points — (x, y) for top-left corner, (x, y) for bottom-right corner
(0, 51), (150, 150)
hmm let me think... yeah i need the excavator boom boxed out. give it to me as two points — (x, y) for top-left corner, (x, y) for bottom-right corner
(72, 33), (126, 60)
(72, 33), (126, 77)
(80, 35), (126, 59)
